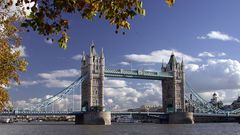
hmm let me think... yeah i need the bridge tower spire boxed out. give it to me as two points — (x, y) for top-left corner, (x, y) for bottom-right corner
(162, 53), (185, 112)
(81, 43), (105, 111)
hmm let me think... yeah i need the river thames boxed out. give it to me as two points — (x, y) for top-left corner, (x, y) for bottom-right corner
(0, 122), (239, 135)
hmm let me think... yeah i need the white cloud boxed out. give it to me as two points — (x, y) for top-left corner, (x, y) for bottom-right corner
(72, 54), (82, 61)
(15, 100), (31, 109)
(218, 52), (226, 57)
(198, 51), (226, 58)
(1, 0), (35, 18)
(186, 58), (240, 91)
(21, 80), (40, 87)
(37, 69), (80, 88)
(5, 68), (81, 89)
(197, 36), (207, 40)
(28, 98), (42, 105)
(125, 49), (201, 64)
(14, 94), (82, 111)
(104, 79), (127, 88)
(12, 46), (27, 57)
(38, 69), (80, 80)
(119, 61), (130, 65)
(107, 99), (113, 104)
(207, 31), (237, 41)
(197, 31), (240, 43)
(43, 79), (72, 88)
(104, 79), (162, 111)
(185, 64), (199, 72)
(198, 51), (215, 57)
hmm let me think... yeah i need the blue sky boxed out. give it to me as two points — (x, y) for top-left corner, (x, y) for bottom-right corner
(8, 0), (240, 110)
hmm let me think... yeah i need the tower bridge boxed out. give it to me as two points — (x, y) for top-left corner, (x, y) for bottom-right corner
(80, 45), (185, 115)
(3, 43), (240, 125)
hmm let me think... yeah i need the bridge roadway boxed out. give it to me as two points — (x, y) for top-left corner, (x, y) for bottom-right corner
(112, 112), (240, 123)
(104, 69), (173, 80)
(0, 111), (165, 116)
(0, 111), (238, 117)
(0, 111), (239, 123)
(111, 112), (239, 118)
(0, 111), (83, 116)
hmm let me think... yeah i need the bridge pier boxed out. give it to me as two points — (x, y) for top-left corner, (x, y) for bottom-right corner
(168, 112), (194, 124)
(75, 112), (111, 125)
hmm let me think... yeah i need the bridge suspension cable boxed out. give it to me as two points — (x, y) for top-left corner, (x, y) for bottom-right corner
(27, 75), (86, 111)
(185, 81), (240, 114)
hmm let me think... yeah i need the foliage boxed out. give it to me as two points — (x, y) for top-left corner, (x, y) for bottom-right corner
(165, 0), (175, 7)
(0, 12), (28, 111)
(0, 87), (9, 111)
(0, 0), (175, 110)
(3, 0), (174, 49)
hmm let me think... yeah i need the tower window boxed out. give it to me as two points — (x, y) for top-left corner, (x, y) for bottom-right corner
(96, 100), (98, 105)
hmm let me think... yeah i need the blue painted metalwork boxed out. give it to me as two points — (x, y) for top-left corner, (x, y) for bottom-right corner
(28, 75), (86, 111)
(111, 112), (165, 115)
(104, 69), (173, 80)
(185, 82), (240, 114)
(5, 67), (240, 115)
(0, 111), (83, 116)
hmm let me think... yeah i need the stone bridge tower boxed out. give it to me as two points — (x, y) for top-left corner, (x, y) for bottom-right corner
(161, 53), (185, 112)
(81, 44), (105, 111)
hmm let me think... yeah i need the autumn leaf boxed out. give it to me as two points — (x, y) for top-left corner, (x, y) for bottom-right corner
(0, 13), (28, 111)
(165, 0), (175, 7)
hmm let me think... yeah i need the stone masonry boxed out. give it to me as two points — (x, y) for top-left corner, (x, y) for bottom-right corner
(81, 43), (105, 111)
(161, 53), (185, 112)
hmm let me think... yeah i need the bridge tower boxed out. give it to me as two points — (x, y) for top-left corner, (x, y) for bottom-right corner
(161, 53), (185, 113)
(81, 43), (105, 111)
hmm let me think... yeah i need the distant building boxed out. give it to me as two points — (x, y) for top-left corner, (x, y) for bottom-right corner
(222, 105), (232, 111)
(231, 96), (240, 110)
(209, 93), (223, 109)
(185, 99), (195, 112)
(127, 105), (163, 112)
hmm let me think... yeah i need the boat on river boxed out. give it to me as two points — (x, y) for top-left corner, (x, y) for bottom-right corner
(0, 117), (12, 123)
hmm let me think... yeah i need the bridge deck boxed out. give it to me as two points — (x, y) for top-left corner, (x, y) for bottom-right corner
(0, 111), (238, 118)
(104, 69), (173, 80)
(0, 111), (83, 116)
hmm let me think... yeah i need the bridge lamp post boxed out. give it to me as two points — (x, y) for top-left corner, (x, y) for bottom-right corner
(73, 90), (75, 112)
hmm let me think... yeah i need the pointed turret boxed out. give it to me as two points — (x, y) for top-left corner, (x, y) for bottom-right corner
(181, 57), (184, 65)
(100, 48), (104, 58)
(82, 51), (86, 62)
(181, 57), (184, 70)
(161, 59), (165, 72)
(168, 52), (177, 71)
(162, 59), (164, 67)
(89, 45), (93, 57)
(90, 41), (98, 56)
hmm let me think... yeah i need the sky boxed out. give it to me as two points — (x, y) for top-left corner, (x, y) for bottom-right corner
(7, 0), (240, 111)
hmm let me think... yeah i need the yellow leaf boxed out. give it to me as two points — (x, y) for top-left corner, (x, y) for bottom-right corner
(165, 0), (175, 7)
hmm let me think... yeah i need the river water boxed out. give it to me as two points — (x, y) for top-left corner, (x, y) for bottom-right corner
(0, 122), (239, 135)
